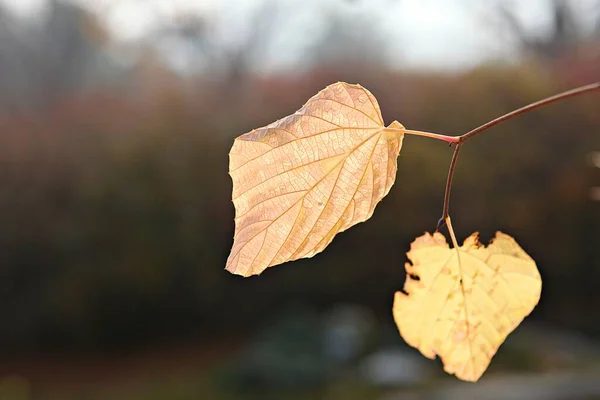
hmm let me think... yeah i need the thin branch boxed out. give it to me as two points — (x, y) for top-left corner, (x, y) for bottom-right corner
(403, 129), (460, 143)
(436, 143), (462, 232)
(435, 81), (600, 230)
(459, 81), (600, 143)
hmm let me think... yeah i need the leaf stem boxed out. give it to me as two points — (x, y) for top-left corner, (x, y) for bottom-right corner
(445, 216), (459, 248)
(458, 81), (600, 143)
(436, 143), (462, 232)
(403, 129), (460, 144)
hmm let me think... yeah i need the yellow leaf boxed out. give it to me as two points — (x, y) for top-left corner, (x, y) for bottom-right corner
(393, 231), (542, 382)
(226, 82), (404, 276)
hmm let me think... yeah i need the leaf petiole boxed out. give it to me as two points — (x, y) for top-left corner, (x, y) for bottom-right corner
(445, 216), (459, 248)
(438, 143), (462, 229)
(403, 129), (460, 144)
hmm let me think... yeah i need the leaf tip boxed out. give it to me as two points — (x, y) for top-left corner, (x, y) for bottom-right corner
(224, 263), (254, 278)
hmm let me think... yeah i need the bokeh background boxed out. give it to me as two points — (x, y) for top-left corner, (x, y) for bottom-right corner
(1, 0), (600, 399)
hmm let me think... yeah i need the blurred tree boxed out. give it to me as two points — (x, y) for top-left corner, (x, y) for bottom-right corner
(0, 4), (37, 113)
(143, 0), (283, 83)
(493, 0), (600, 60)
(0, 0), (129, 114)
(142, 0), (400, 81)
(309, 0), (396, 68)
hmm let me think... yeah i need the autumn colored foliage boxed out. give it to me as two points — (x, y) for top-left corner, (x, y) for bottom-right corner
(227, 83), (405, 276)
(225, 80), (599, 380)
(394, 231), (541, 381)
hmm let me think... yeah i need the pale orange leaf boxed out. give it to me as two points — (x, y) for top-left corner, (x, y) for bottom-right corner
(393, 232), (542, 382)
(226, 82), (404, 276)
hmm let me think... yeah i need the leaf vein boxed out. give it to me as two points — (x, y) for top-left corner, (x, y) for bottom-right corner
(230, 126), (379, 173)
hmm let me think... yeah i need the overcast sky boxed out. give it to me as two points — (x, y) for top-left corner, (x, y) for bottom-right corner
(2, 0), (598, 71)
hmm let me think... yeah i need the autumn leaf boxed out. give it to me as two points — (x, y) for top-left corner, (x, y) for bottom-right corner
(393, 231), (542, 382)
(226, 82), (405, 276)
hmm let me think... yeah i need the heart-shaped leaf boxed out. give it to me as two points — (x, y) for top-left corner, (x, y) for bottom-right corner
(393, 231), (542, 382)
(227, 82), (404, 276)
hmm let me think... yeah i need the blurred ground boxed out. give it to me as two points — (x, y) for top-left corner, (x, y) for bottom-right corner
(0, 0), (600, 399)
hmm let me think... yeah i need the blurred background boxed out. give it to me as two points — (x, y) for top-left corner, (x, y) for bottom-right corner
(0, 0), (600, 399)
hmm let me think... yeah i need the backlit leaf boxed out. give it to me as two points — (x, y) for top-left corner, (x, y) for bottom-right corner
(226, 82), (405, 276)
(393, 231), (542, 382)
